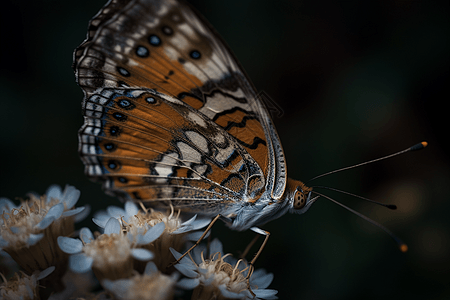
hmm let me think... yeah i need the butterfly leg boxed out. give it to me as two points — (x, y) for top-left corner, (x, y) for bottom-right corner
(240, 234), (260, 259)
(248, 227), (270, 271)
(168, 214), (221, 268)
(244, 227), (270, 297)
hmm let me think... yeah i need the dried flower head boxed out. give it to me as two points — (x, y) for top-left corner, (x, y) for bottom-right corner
(103, 262), (177, 300)
(58, 217), (153, 282)
(0, 185), (86, 275)
(94, 202), (210, 271)
(0, 266), (54, 300)
(171, 239), (278, 300)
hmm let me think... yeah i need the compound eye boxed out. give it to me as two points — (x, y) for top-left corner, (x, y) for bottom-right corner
(293, 190), (306, 209)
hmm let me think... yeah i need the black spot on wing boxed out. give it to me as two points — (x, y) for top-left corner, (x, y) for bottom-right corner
(136, 46), (149, 57)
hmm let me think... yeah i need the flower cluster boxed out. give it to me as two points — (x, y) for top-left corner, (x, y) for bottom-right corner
(1, 184), (278, 300)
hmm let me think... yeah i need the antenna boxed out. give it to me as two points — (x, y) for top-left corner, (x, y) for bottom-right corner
(308, 141), (428, 182)
(313, 190), (408, 252)
(312, 185), (397, 210)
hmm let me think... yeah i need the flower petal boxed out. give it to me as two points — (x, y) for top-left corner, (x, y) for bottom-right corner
(104, 217), (122, 235)
(177, 278), (200, 290)
(124, 201), (139, 216)
(250, 270), (274, 289)
(74, 204), (91, 223)
(0, 198), (16, 213)
(62, 206), (85, 217)
(173, 215), (199, 234)
(174, 262), (198, 278)
(27, 233), (44, 246)
(106, 206), (126, 219)
(198, 267), (209, 275)
(79, 227), (94, 244)
(184, 229), (210, 242)
(144, 261), (158, 275)
(35, 216), (56, 230)
(191, 217), (211, 231)
(58, 236), (83, 254)
(181, 214), (197, 227)
(92, 217), (108, 229)
(37, 266), (55, 280)
(46, 185), (62, 203)
(209, 238), (223, 255)
(169, 248), (196, 267)
(62, 185), (80, 209)
(137, 222), (165, 245)
(218, 284), (244, 299)
(253, 289), (278, 299)
(69, 253), (94, 273)
(192, 244), (207, 264)
(45, 203), (64, 220)
(131, 248), (154, 261)
(169, 247), (183, 260)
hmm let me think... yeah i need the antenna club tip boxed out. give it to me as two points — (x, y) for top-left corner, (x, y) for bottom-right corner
(410, 141), (428, 151)
(387, 204), (397, 210)
(400, 244), (408, 253)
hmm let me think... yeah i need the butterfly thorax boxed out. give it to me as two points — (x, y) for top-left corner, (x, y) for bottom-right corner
(226, 178), (314, 231)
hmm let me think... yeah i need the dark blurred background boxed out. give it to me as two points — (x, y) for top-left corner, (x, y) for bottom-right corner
(1, 0), (448, 299)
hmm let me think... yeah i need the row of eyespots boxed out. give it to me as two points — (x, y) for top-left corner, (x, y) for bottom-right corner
(117, 28), (202, 77)
(116, 97), (156, 110)
(142, 35), (202, 58)
(105, 161), (127, 183)
(106, 163), (130, 184)
(103, 95), (159, 182)
(109, 96), (158, 126)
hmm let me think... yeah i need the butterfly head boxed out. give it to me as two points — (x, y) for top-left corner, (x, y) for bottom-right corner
(286, 179), (315, 214)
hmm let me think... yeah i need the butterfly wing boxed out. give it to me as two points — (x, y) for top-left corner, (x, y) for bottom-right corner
(75, 0), (287, 213)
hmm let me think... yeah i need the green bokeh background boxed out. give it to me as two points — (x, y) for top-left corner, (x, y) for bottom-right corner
(1, 0), (448, 299)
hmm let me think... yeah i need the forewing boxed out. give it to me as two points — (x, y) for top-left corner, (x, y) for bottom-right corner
(75, 0), (287, 210)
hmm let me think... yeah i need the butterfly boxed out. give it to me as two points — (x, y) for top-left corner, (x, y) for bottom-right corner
(76, 0), (427, 259)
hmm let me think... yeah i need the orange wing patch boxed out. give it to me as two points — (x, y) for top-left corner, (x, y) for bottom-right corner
(114, 48), (204, 103)
(211, 108), (269, 179)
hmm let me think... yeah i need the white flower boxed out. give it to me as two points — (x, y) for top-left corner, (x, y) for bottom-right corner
(0, 185), (86, 275)
(58, 217), (154, 282)
(0, 266), (54, 300)
(171, 239), (278, 300)
(103, 262), (178, 300)
(93, 201), (140, 227)
(93, 202), (210, 271)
